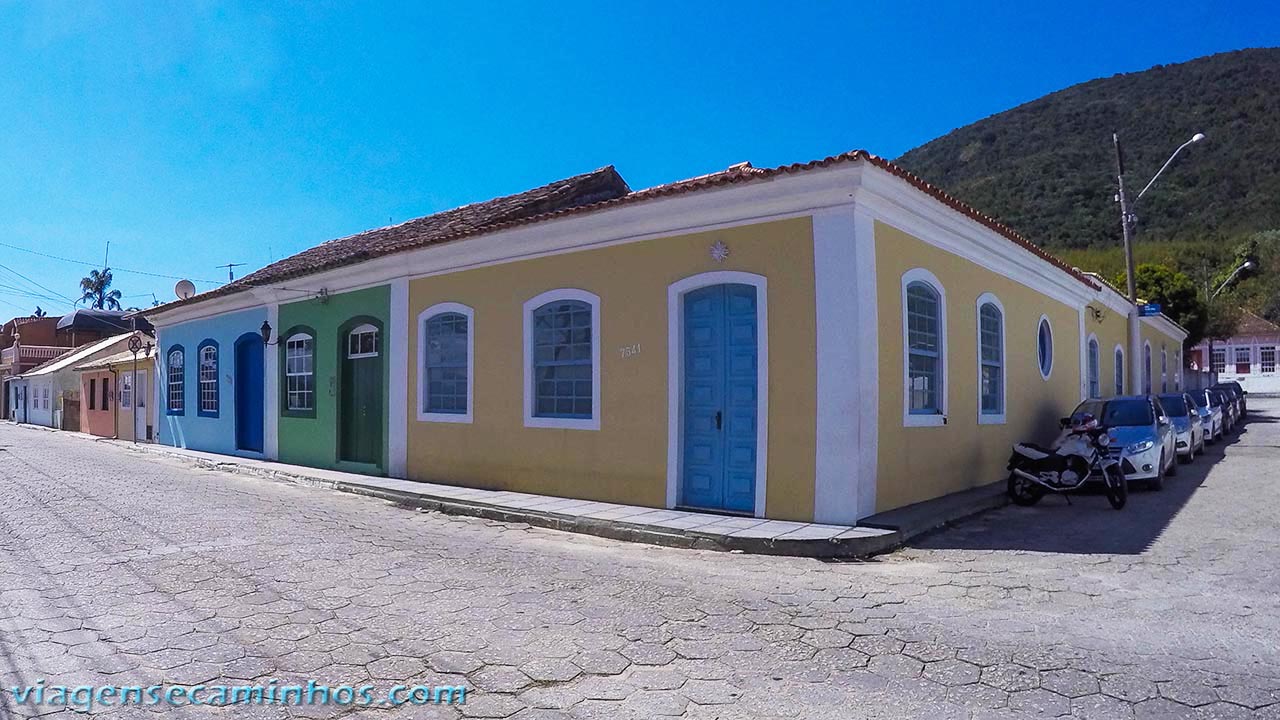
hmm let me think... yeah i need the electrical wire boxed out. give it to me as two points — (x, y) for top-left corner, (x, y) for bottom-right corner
(0, 240), (223, 284)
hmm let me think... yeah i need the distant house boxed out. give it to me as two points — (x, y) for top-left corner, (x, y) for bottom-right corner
(8, 332), (150, 431)
(1189, 311), (1280, 394)
(75, 349), (157, 442)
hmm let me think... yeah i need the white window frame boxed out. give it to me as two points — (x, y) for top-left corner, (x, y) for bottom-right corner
(1211, 347), (1226, 374)
(198, 344), (218, 414)
(1114, 345), (1125, 396)
(1262, 346), (1277, 374)
(1036, 314), (1054, 380)
(417, 302), (474, 424)
(285, 332), (315, 412)
(120, 372), (133, 410)
(1161, 346), (1168, 392)
(901, 268), (947, 427)
(167, 348), (184, 413)
(975, 292), (1005, 425)
(1234, 346), (1252, 374)
(1086, 334), (1101, 399)
(348, 324), (379, 359)
(523, 288), (601, 431)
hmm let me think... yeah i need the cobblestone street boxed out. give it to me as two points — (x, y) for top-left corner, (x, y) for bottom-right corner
(3, 400), (1279, 719)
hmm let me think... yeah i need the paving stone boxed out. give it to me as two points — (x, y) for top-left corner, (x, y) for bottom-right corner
(1041, 668), (1101, 698)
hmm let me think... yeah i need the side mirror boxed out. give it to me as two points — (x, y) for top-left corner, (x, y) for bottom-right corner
(1242, 390), (1249, 395)
(1158, 416), (1170, 426)
(1059, 417), (1072, 429)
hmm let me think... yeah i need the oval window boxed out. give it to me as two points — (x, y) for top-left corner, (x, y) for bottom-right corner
(1037, 317), (1053, 379)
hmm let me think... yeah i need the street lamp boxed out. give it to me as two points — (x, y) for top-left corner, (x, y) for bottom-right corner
(1113, 131), (1206, 391)
(1203, 259), (1256, 377)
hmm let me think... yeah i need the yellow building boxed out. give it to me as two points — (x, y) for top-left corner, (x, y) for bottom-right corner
(142, 151), (1187, 524)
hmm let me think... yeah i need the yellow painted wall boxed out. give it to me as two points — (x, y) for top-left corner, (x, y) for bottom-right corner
(107, 359), (157, 442)
(1085, 302), (1129, 397)
(1141, 320), (1187, 393)
(874, 221), (1085, 512)
(405, 218), (819, 521)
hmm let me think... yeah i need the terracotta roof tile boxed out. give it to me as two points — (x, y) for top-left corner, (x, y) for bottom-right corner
(143, 150), (1101, 316)
(1233, 310), (1280, 337)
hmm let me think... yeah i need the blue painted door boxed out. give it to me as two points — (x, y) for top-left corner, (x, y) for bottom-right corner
(235, 334), (264, 453)
(681, 284), (758, 513)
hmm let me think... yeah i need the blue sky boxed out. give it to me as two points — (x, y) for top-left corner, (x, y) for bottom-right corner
(0, 1), (1275, 315)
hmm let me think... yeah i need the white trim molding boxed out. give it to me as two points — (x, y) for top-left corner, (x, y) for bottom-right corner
(1143, 340), (1154, 394)
(975, 292), (1007, 426)
(812, 207), (862, 524)
(901, 267), (948, 427)
(665, 271), (769, 519)
(416, 301), (475, 424)
(264, 302), (280, 461)
(852, 208), (879, 519)
(523, 288), (602, 431)
(387, 278), (409, 477)
(1037, 314), (1054, 381)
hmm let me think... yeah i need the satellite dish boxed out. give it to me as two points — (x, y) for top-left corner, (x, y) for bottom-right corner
(174, 279), (196, 300)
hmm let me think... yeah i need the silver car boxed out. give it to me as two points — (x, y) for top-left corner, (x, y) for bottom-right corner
(1159, 393), (1205, 462)
(1069, 396), (1177, 490)
(1191, 389), (1224, 443)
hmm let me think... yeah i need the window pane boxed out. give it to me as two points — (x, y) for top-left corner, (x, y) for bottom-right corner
(531, 300), (593, 418)
(424, 313), (469, 414)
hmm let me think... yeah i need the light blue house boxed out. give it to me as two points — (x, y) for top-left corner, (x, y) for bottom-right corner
(156, 307), (271, 457)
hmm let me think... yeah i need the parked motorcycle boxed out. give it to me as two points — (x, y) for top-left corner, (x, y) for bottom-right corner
(1007, 413), (1128, 510)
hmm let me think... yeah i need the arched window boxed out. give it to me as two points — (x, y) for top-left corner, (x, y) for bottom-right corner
(166, 346), (185, 415)
(348, 324), (379, 358)
(1115, 346), (1125, 395)
(197, 341), (219, 417)
(284, 331), (315, 413)
(420, 304), (473, 421)
(1144, 342), (1153, 394)
(903, 271), (945, 422)
(524, 289), (600, 430)
(1088, 337), (1101, 398)
(1160, 346), (1168, 393)
(1037, 316), (1054, 379)
(976, 294), (1004, 421)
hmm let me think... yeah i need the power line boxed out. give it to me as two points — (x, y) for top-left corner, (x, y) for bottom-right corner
(0, 240), (223, 284)
(0, 264), (75, 305)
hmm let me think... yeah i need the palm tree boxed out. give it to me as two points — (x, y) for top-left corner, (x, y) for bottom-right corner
(79, 268), (123, 310)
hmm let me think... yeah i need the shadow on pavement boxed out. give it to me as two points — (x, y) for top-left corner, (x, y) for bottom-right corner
(909, 410), (1266, 555)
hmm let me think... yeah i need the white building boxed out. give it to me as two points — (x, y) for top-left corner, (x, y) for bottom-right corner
(1190, 311), (1280, 395)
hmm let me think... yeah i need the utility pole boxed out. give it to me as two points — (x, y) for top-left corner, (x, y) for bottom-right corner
(216, 263), (246, 282)
(1113, 133), (1144, 393)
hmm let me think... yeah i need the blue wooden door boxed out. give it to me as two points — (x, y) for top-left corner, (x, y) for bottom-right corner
(681, 283), (758, 513)
(235, 334), (264, 453)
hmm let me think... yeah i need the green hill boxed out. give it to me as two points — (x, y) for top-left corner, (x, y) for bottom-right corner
(896, 48), (1280, 250)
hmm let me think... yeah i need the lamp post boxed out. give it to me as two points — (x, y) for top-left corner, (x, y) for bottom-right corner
(1113, 131), (1205, 393)
(1203, 259), (1256, 378)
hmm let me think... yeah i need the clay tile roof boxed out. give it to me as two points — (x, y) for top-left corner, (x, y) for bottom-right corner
(142, 149), (1100, 316)
(1235, 310), (1280, 336)
(144, 166), (630, 315)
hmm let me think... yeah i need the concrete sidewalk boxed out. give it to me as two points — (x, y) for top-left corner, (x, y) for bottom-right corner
(10, 421), (1006, 557)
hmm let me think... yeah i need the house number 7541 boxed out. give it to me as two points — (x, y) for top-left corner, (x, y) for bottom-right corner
(618, 343), (641, 359)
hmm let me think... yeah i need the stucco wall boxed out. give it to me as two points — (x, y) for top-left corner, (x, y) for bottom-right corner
(404, 217), (819, 521)
(1084, 301), (1129, 397)
(277, 285), (391, 473)
(874, 221), (1085, 512)
(156, 308), (268, 456)
(80, 369), (116, 438)
(1140, 319), (1187, 394)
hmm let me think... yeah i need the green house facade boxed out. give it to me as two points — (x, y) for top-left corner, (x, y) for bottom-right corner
(277, 285), (391, 474)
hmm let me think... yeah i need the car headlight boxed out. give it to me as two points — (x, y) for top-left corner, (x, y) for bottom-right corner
(1127, 440), (1155, 454)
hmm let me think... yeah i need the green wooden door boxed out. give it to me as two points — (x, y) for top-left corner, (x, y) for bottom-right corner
(340, 324), (383, 466)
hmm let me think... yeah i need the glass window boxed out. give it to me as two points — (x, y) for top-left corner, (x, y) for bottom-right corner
(906, 282), (942, 414)
(1036, 318), (1053, 378)
(89, 378), (96, 410)
(423, 312), (469, 415)
(1081, 397), (1155, 427)
(1158, 394), (1189, 417)
(1235, 346), (1251, 374)
(167, 347), (184, 413)
(1114, 347), (1124, 395)
(1262, 346), (1277, 374)
(198, 344), (218, 415)
(978, 302), (1003, 415)
(532, 300), (593, 418)
(1088, 338), (1101, 399)
(348, 324), (379, 358)
(285, 333), (314, 412)
(121, 372), (133, 409)
(1211, 348), (1226, 374)
(99, 379), (107, 410)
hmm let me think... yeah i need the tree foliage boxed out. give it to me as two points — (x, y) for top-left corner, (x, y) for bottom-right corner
(1116, 263), (1208, 346)
(897, 48), (1280, 249)
(79, 268), (123, 311)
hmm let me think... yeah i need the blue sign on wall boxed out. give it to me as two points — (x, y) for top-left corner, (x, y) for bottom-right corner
(1140, 303), (1163, 317)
